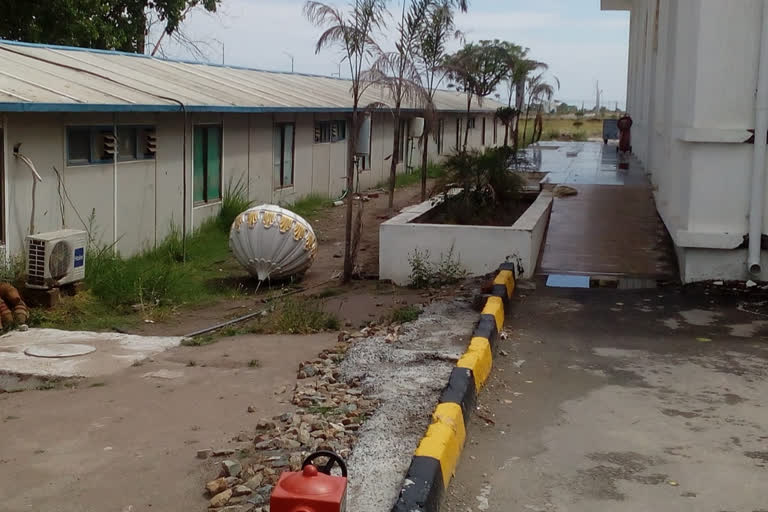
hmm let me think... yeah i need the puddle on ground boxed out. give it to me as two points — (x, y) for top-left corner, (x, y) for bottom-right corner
(726, 321), (768, 338)
(661, 318), (680, 330)
(679, 309), (721, 326)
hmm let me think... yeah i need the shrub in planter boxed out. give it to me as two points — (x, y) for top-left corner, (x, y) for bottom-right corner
(432, 147), (527, 225)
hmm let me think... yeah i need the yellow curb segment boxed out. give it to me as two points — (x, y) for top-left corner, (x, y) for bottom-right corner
(414, 402), (467, 487)
(494, 269), (515, 299)
(400, 268), (514, 510)
(457, 337), (493, 390)
(482, 296), (505, 331)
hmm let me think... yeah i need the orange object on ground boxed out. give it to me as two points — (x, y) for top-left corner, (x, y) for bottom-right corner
(0, 283), (29, 327)
(270, 452), (348, 512)
(0, 302), (9, 328)
(617, 115), (633, 153)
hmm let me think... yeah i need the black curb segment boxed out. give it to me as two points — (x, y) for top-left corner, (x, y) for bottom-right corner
(439, 366), (477, 425)
(391, 456), (445, 512)
(491, 283), (509, 305)
(473, 314), (499, 353)
(498, 262), (517, 275)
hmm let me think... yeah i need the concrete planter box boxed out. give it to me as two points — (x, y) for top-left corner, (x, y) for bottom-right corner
(379, 191), (553, 285)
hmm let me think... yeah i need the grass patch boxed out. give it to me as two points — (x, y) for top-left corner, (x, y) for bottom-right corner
(288, 194), (333, 220)
(316, 287), (344, 299)
(307, 405), (337, 415)
(530, 116), (605, 143)
(89, 382), (106, 388)
(248, 296), (339, 334)
(181, 334), (217, 347)
(391, 305), (422, 324)
(376, 162), (445, 190)
(33, 181), (253, 332)
(247, 359), (261, 368)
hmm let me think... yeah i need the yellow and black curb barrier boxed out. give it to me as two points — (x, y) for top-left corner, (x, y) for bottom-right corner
(391, 263), (516, 512)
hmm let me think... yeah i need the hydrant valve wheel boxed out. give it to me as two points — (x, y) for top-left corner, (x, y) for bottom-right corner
(301, 451), (348, 478)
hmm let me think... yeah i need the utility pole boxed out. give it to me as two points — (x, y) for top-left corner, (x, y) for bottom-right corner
(283, 52), (294, 73)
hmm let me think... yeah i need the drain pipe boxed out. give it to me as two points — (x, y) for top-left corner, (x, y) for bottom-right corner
(749, 1), (768, 275)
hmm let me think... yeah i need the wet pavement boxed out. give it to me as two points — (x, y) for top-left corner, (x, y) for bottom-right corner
(444, 282), (768, 512)
(528, 141), (675, 279)
(523, 141), (648, 187)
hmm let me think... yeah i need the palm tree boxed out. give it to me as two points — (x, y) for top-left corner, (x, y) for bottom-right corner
(369, 0), (432, 214)
(495, 106), (517, 147)
(445, 40), (508, 152)
(521, 72), (560, 146)
(415, 0), (463, 200)
(304, 0), (387, 282)
(507, 52), (548, 148)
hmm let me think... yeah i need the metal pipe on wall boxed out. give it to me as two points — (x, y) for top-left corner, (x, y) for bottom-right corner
(113, 113), (118, 252)
(748, 0), (768, 275)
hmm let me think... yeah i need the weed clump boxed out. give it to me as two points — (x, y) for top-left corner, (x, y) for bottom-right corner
(409, 247), (467, 289)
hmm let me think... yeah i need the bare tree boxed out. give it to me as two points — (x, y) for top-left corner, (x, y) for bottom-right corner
(145, 0), (222, 59)
(305, 0), (387, 282)
(367, 0), (433, 214)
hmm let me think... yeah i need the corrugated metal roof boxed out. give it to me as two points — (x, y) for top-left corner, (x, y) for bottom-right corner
(0, 40), (502, 114)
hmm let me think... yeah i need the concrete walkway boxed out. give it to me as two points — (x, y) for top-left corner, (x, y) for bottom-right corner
(532, 142), (676, 279)
(444, 282), (768, 512)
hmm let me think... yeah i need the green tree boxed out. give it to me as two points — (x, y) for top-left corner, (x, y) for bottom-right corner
(445, 40), (509, 152)
(0, 0), (220, 53)
(305, 0), (387, 283)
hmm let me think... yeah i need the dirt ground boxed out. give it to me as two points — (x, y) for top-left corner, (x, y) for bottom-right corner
(444, 281), (768, 512)
(132, 183), (429, 339)
(0, 332), (338, 512)
(0, 183), (433, 512)
(306, 183), (427, 284)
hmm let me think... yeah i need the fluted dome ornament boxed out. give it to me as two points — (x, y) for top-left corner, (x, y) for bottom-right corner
(229, 205), (318, 281)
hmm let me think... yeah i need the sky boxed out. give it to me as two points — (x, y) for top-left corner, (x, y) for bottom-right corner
(153, 0), (630, 109)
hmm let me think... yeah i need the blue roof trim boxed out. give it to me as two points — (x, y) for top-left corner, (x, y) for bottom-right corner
(0, 102), (485, 115)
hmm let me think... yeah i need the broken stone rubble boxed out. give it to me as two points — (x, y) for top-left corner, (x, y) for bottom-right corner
(201, 330), (384, 511)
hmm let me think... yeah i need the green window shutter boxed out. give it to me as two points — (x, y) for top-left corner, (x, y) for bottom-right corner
(193, 126), (205, 203)
(283, 124), (294, 186)
(206, 126), (222, 201)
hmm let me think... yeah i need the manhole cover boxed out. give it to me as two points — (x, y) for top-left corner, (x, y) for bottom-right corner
(24, 344), (97, 358)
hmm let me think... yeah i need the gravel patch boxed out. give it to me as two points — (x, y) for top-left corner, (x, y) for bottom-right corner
(342, 298), (476, 512)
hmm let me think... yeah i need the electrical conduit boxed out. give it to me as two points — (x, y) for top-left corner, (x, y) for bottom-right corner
(749, 0), (768, 275)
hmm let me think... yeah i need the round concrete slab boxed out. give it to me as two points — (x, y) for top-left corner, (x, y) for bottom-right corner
(24, 344), (97, 358)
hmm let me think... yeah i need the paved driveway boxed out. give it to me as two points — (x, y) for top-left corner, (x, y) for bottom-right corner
(445, 282), (768, 512)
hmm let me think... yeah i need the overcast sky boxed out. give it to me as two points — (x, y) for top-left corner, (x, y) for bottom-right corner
(153, 0), (630, 108)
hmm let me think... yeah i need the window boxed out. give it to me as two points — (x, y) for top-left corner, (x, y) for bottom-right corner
(493, 118), (498, 145)
(437, 119), (445, 155)
(456, 118), (463, 149)
(468, 117), (477, 129)
(273, 123), (295, 188)
(398, 119), (408, 163)
(359, 118), (373, 170)
(314, 120), (346, 143)
(66, 125), (156, 165)
(481, 118), (486, 146)
(193, 125), (222, 204)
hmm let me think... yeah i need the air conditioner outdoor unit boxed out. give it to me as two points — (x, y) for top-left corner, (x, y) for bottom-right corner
(26, 229), (87, 289)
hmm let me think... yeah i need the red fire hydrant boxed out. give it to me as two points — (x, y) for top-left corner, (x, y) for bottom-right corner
(270, 451), (348, 512)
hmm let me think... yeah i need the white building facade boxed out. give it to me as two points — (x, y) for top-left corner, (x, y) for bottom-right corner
(603, 0), (768, 282)
(0, 41), (501, 258)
